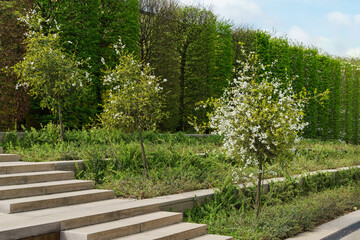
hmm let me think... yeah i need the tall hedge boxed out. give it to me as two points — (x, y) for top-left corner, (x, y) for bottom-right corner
(139, 0), (180, 131)
(22, 0), (140, 128)
(352, 64), (360, 143)
(0, 1), (32, 130)
(4, 0), (360, 140)
(341, 62), (353, 142)
(289, 45), (305, 94)
(317, 55), (331, 140)
(270, 37), (290, 84)
(234, 30), (360, 143)
(328, 59), (342, 140)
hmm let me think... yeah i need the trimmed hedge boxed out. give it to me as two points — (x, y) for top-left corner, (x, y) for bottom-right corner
(234, 29), (360, 143)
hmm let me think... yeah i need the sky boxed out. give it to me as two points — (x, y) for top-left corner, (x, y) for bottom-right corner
(179, 0), (360, 58)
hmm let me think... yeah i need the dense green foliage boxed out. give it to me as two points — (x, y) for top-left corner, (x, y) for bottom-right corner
(12, 10), (91, 141)
(3, 0), (360, 144)
(13, 0), (140, 128)
(3, 126), (360, 198)
(233, 29), (360, 143)
(0, 0), (32, 130)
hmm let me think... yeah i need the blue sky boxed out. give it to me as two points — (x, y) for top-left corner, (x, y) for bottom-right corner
(179, 0), (360, 58)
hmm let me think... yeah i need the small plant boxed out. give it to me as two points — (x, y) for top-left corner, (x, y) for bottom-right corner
(2, 132), (19, 151)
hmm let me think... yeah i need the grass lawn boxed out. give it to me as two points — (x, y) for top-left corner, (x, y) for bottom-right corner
(2, 127), (360, 198)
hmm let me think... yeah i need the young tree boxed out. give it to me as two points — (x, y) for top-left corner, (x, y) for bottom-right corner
(12, 10), (90, 141)
(100, 43), (167, 178)
(208, 50), (308, 216)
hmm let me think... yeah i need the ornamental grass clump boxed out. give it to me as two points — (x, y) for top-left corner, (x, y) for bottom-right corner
(209, 49), (308, 216)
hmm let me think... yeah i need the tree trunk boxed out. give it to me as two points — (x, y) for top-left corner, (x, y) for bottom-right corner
(138, 128), (149, 178)
(255, 154), (263, 217)
(179, 45), (188, 131)
(58, 101), (64, 142)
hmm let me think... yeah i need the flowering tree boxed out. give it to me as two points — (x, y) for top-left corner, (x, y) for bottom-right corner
(209, 50), (308, 216)
(100, 44), (167, 178)
(12, 10), (90, 141)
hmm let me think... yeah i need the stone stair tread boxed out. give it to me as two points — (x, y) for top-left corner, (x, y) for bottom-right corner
(61, 211), (183, 240)
(17, 198), (160, 230)
(114, 222), (208, 240)
(0, 154), (19, 162)
(0, 179), (94, 200)
(0, 189), (115, 213)
(0, 161), (55, 174)
(0, 170), (74, 186)
(190, 234), (234, 240)
(0, 199), (153, 239)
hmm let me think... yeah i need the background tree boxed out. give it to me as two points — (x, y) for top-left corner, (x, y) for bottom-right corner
(328, 59), (341, 140)
(0, 0), (33, 130)
(100, 46), (166, 178)
(302, 49), (319, 139)
(12, 10), (89, 141)
(24, 0), (140, 127)
(100, 0), (140, 65)
(175, 6), (220, 131)
(139, 0), (180, 130)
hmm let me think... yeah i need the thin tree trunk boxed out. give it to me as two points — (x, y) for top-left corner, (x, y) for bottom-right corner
(58, 101), (64, 142)
(256, 154), (263, 217)
(138, 128), (149, 178)
(179, 46), (188, 131)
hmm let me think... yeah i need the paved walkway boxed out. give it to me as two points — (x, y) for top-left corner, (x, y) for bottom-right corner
(287, 210), (360, 240)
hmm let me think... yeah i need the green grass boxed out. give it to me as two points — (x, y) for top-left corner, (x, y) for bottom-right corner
(4, 126), (360, 239)
(290, 139), (360, 172)
(2, 125), (360, 198)
(184, 177), (360, 240)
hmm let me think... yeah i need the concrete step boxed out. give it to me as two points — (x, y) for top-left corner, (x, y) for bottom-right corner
(0, 179), (94, 200)
(0, 171), (74, 186)
(0, 154), (19, 162)
(61, 211), (183, 240)
(0, 189), (115, 213)
(191, 234), (234, 240)
(1, 198), (160, 237)
(114, 222), (208, 240)
(0, 162), (55, 174)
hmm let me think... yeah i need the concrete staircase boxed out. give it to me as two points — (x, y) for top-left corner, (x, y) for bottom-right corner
(0, 150), (233, 240)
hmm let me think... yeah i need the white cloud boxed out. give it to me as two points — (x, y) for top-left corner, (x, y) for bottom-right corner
(316, 36), (336, 55)
(347, 47), (360, 58)
(327, 11), (352, 27)
(287, 27), (340, 56)
(287, 25), (311, 45)
(219, 0), (262, 18)
(180, 0), (262, 22)
(354, 14), (360, 25)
